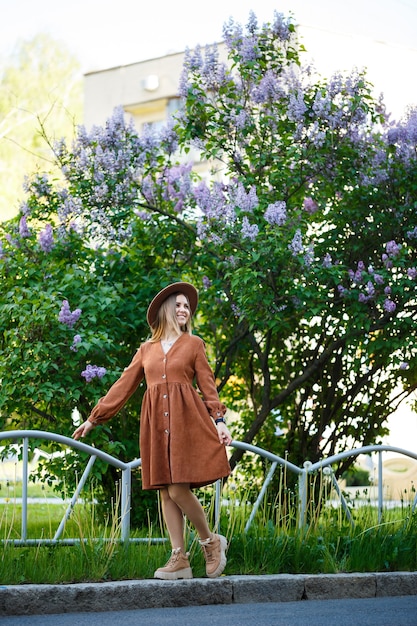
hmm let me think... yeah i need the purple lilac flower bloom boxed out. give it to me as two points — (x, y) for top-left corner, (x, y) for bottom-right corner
(196, 220), (209, 241)
(374, 273), (384, 285)
(178, 66), (190, 97)
(70, 335), (82, 352)
(365, 281), (375, 297)
(158, 119), (179, 155)
(241, 216), (259, 241)
(303, 245), (314, 266)
(81, 365), (107, 382)
(356, 263), (364, 282)
(152, 162), (194, 214)
(38, 224), (54, 252)
(358, 293), (369, 303)
(141, 175), (156, 205)
(58, 192), (83, 223)
(189, 45), (203, 71)
(382, 253), (393, 269)
(58, 300), (82, 328)
(264, 201), (287, 226)
(383, 299), (396, 313)
(239, 34), (260, 63)
(405, 108), (417, 142)
(230, 109), (248, 130)
(31, 174), (50, 198)
(312, 90), (332, 119)
(19, 216), (30, 238)
(134, 210), (151, 221)
(288, 90), (307, 122)
(199, 44), (219, 86)
(407, 226), (417, 239)
(271, 11), (293, 41)
(231, 182), (258, 213)
(246, 9), (258, 33)
(349, 263), (363, 283)
(202, 276), (211, 289)
(322, 253), (332, 268)
(251, 70), (284, 103)
(384, 286), (392, 295)
(222, 18), (243, 53)
(193, 181), (228, 220)
(399, 362), (409, 370)
(337, 285), (346, 297)
(288, 229), (304, 256)
(303, 197), (319, 214)
(407, 268), (417, 279)
(385, 240), (401, 257)
(69, 221), (82, 234)
(387, 127), (402, 144)
(231, 303), (243, 317)
(19, 202), (30, 216)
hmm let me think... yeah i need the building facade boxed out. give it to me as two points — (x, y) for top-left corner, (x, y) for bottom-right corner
(84, 49), (189, 131)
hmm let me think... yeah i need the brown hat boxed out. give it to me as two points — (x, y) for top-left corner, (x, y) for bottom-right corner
(147, 282), (198, 327)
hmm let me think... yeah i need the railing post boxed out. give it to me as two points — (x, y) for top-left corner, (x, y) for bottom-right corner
(214, 479), (221, 533)
(21, 437), (29, 541)
(121, 467), (131, 542)
(245, 461), (278, 533)
(329, 468), (354, 527)
(378, 450), (383, 523)
(54, 454), (97, 541)
(298, 462), (311, 529)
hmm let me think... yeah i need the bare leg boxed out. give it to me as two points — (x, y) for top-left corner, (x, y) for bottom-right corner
(159, 487), (186, 550)
(162, 483), (212, 547)
(159, 483), (227, 580)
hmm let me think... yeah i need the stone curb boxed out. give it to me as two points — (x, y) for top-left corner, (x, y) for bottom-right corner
(1, 572), (416, 616)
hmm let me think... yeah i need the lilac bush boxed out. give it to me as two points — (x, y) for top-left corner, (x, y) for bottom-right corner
(0, 9), (416, 484)
(176, 9), (417, 469)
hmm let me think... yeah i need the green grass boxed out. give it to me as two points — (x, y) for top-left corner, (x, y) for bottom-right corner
(1, 502), (69, 541)
(0, 477), (58, 499)
(1, 478), (417, 585)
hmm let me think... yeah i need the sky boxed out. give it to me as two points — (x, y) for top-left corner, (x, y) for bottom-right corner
(0, 0), (416, 120)
(1, 0), (415, 70)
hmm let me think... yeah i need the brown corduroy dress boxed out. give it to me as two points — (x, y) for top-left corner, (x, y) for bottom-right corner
(88, 333), (231, 490)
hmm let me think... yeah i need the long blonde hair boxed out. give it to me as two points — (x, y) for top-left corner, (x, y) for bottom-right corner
(149, 292), (193, 342)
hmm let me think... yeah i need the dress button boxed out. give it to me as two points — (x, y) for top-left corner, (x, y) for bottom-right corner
(163, 394), (167, 399)
(164, 429), (169, 434)
(162, 374), (166, 379)
(164, 412), (168, 416)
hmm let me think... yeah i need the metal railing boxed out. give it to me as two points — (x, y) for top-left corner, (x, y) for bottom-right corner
(1, 430), (417, 545)
(232, 441), (417, 530)
(0, 430), (141, 545)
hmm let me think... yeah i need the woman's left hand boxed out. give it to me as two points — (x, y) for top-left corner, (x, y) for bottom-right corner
(216, 421), (232, 446)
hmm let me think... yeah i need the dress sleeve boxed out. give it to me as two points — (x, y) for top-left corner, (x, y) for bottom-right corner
(194, 338), (227, 420)
(88, 347), (145, 425)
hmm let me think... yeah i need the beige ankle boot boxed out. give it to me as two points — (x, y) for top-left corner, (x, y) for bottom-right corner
(199, 534), (228, 578)
(154, 548), (193, 580)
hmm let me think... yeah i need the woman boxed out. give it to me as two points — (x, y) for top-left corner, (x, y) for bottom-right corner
(72, 281), (232, 580)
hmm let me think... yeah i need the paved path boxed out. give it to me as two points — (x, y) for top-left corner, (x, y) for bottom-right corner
(1, 596), (417, 626)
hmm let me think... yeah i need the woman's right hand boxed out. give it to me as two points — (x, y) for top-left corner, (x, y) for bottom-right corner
(72, 420), (95, 440)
